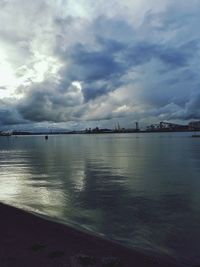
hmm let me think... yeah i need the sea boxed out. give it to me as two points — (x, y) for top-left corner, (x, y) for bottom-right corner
(0, 132), (200, 266)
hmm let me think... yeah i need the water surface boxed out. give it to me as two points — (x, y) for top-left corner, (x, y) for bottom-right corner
(0, 133), (200, 265)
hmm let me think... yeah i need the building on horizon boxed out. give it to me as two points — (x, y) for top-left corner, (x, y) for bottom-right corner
(189, 121), (200, 131)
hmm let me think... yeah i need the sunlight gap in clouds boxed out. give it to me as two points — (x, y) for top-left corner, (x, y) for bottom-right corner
(31, 54), (62, 83)
(72, 81), (82, 91)
(0, 44), (62, 99)
(0, 47), (19, 98)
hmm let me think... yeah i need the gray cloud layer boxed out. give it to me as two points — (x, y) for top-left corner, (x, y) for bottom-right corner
(0, 0), (200, 128)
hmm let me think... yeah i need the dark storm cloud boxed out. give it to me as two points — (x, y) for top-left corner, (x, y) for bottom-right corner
(18, 33), (199, 124)
(148, 93), (200, 122)
(96, 36), (126, 53)
(125, 40), (196, 68)
(1, 1), (200, 128)
(58, 32), (196, 106)
(82, 83), (109, 101)
(17, 79), (84, 123)
(159, 41), (198, 68)
(67, 43), (125, 82)
(0, 100), (26, 125)
(56, 36), (127, 101)
(67, 32), (196, 81)
(18, 90), (56, 122)
(174, 93), (200, 120)
(186, 94), (200, 119)
(0, 109), (22, 125)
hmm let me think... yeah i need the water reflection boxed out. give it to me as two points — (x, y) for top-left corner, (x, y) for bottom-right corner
(0, 133), (200, 265)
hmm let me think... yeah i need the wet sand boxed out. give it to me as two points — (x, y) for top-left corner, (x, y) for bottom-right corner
(0, 202), (181, 267)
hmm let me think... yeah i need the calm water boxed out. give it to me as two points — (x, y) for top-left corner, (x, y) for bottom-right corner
(0, 133), (200, 265)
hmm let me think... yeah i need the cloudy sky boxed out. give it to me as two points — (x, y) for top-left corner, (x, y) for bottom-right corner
(0, 0), (200, 130)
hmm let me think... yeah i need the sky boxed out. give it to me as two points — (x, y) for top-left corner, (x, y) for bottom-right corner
(0, 0), (200, 130)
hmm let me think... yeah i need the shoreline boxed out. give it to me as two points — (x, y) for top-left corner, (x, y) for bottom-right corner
(0, 202), (182, 267)
(0, 130), (195, 136)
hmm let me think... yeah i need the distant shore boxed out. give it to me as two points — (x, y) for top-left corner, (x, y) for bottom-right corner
(0, 202), (181, 267)
(0, 129), (197, 136)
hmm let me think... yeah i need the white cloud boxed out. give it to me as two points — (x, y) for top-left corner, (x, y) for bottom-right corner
(0, 0), (200, 128)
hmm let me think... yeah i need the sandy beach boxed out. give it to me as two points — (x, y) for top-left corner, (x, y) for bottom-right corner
(0, 202), (182, 267)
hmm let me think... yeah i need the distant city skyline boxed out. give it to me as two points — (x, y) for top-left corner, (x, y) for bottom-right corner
(0, 0), (200, 130)
(1, 119), (200, 134)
